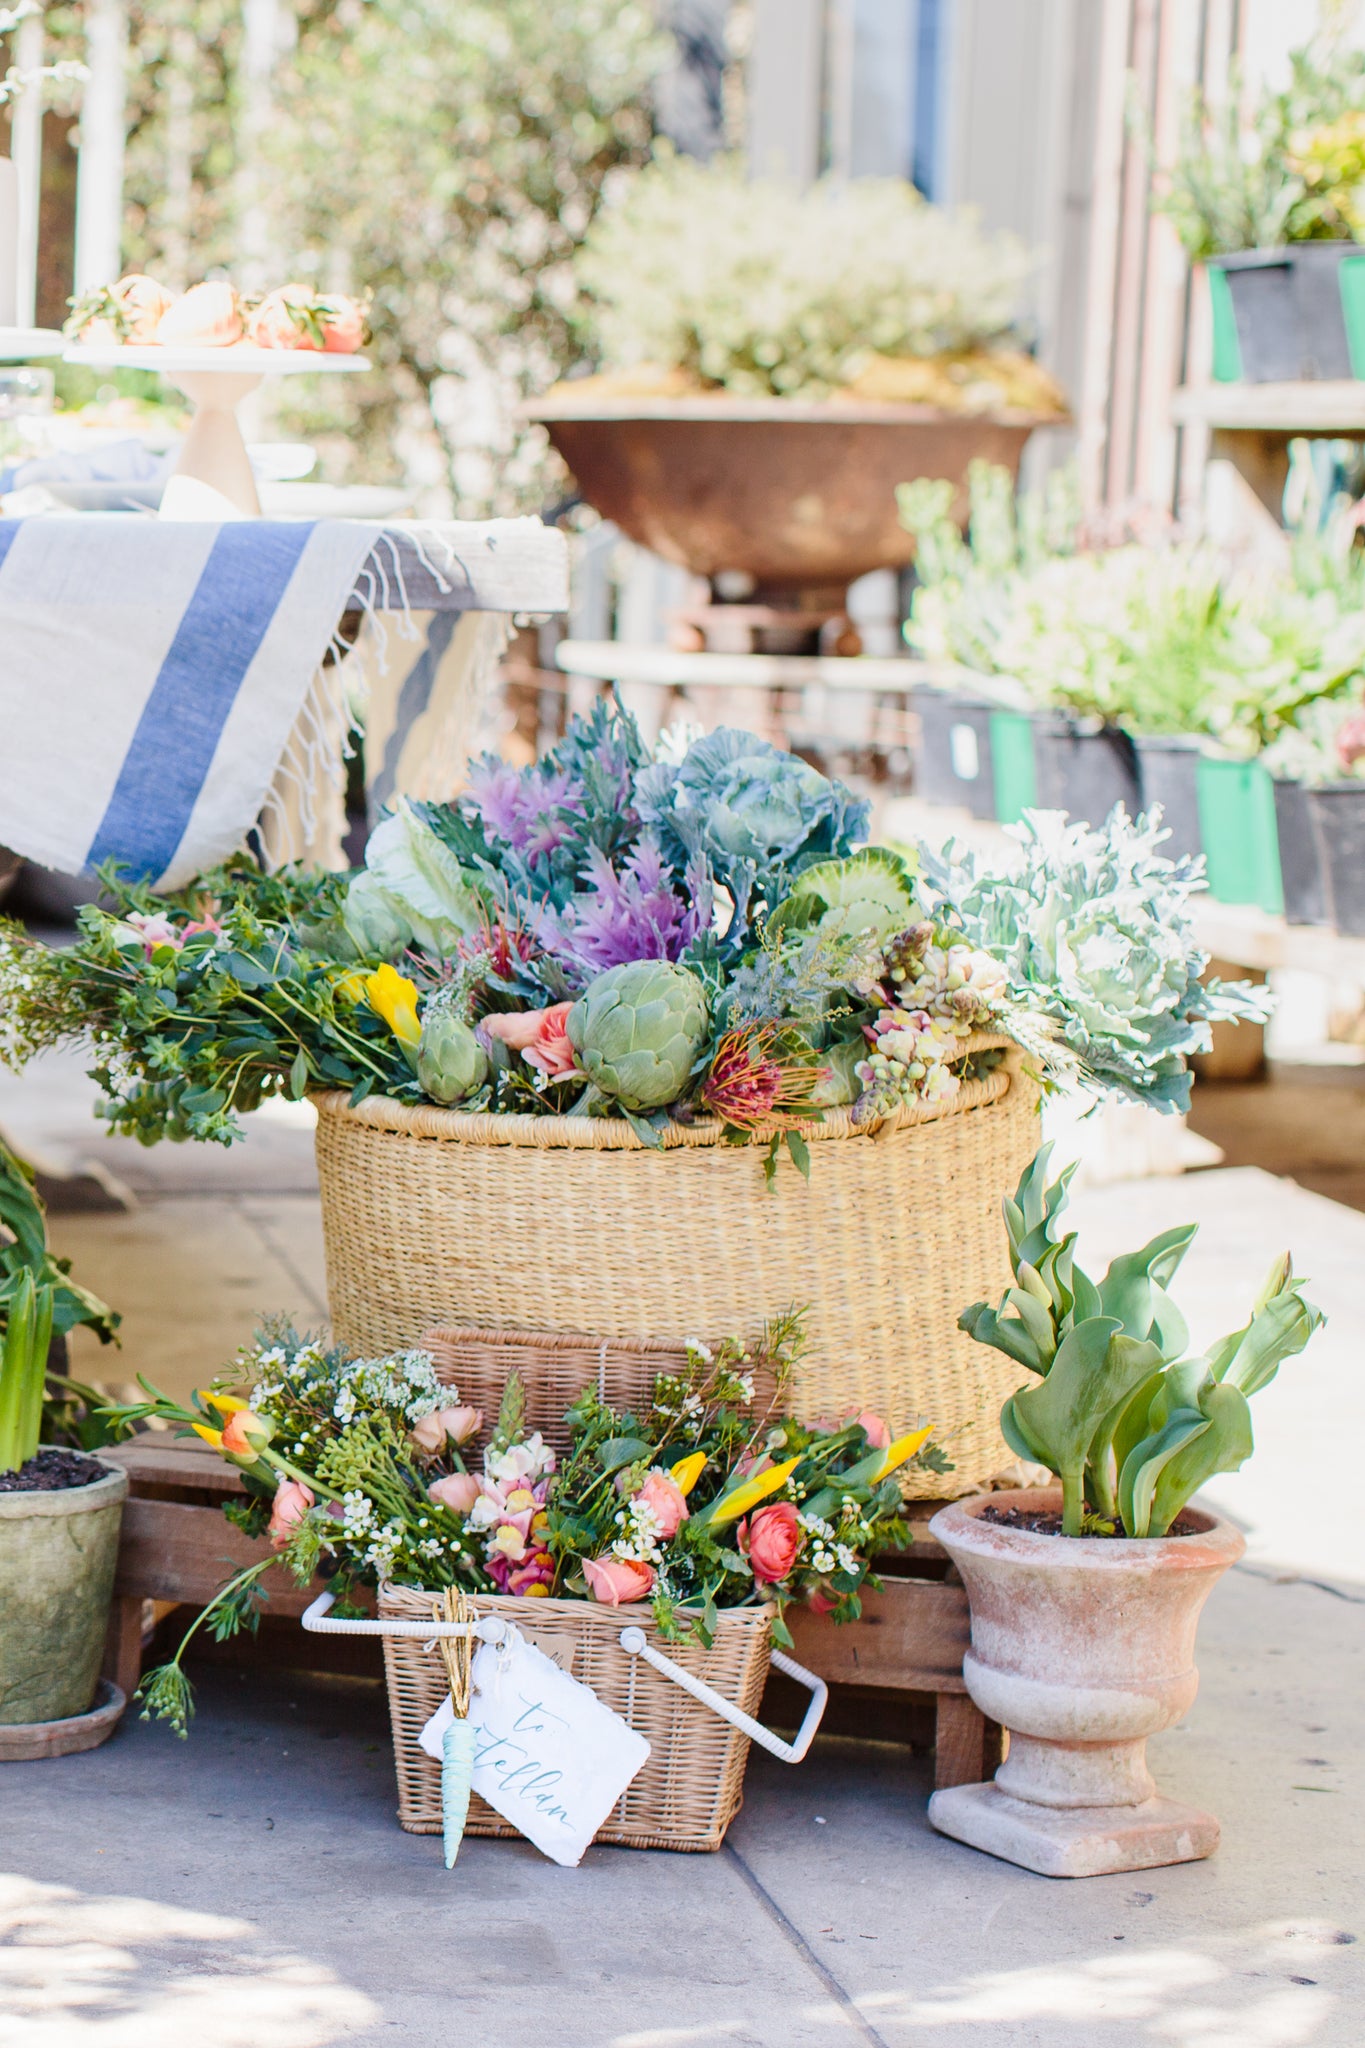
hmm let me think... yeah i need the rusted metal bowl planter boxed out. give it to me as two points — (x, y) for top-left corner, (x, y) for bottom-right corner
(526, 392), (1056, 597)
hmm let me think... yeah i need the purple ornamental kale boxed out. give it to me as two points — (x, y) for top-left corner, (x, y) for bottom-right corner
(538, 838), (712, 987)
(462, 758), (583, 863)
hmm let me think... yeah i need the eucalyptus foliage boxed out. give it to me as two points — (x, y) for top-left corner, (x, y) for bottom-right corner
(962, 1147), (1322, 1537)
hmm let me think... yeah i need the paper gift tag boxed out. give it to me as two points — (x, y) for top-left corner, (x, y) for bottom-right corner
(418, 1628), (650, 1867)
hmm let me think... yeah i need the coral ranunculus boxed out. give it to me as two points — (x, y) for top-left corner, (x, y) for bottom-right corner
(411, 1405), (483, 1454)
(635, 1469), (689, 1540)
(267, 1479), (314, 1550)
(481, 1005), (567, 1055)
(743, 1501), (803, 1584)
(427, 1472), (480, 1515)
(583, 1556), (655, 1606)
(221, 1408), (272, 1459)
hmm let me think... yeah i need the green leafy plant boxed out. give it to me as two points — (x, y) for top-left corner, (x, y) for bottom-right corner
(961, 1147), (1323, 1536)
(575, 153), (1034, 399)
(1150, 35), (1365, 258)
(0, 1267), (54, 1474)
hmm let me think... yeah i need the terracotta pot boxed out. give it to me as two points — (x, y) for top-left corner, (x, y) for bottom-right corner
(526, 393), (1050, 594)
(926, 1487), (1244, 1878)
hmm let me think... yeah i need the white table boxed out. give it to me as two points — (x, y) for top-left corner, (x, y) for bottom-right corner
(0, 328), (64, 362)
(62, 344), (370, 517)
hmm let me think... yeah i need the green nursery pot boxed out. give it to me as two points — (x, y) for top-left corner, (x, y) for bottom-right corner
(989, 710), (1038, 825)
(1196, 757), (1283, 915)
(0, 1463), (128, 1725)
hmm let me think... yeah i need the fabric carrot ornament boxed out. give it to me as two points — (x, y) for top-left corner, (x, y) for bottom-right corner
(434, 1587), (475, 1870)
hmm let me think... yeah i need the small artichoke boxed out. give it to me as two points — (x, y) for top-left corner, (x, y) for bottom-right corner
(417, 1009), (488, 1106)
(567, 961), (709, 1113)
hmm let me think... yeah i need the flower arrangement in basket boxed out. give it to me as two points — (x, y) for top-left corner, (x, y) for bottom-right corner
(0, 700), (1267, 1152)
(112, 1312), (944, 1855)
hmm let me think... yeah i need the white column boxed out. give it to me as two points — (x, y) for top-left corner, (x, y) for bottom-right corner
(11, 6), (44, 324)
(747, 0), (824, 184)
(73, 0), (127, 292)
(235, 0), (284, 293)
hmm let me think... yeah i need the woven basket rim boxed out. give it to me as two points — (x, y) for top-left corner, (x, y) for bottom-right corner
(313, 1030), (1022, 1150)
(377, 1582), (777, 1630)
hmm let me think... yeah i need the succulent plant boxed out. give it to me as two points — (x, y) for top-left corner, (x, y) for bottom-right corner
(961, 1146), (1322, 1537)
(567, 960), (708, 1113)
(416, 1006), (489, 1106)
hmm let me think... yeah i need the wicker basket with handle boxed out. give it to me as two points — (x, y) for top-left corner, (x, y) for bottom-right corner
(365, 1583), (819, 1852)
(313, 1032), (1039, 1496)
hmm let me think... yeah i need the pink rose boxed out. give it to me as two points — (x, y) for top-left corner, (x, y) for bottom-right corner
(583, 1556), (655, 1606)
(743, 1501), (803, 1585)
(846, 1410), (891, 1451)
(268, 1479), (314, 1550)
(634, 1469), (689, 1541)
(428, 1472), (480, 1515)
(522, 1002), (577, 1078)
(807, 1585), (838, 1616)
(479, 1004), (578, 1082)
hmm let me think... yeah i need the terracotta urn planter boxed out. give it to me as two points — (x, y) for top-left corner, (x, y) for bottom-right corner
(526, 392), (1052, 598)
(926, 1488), (1245, 1878)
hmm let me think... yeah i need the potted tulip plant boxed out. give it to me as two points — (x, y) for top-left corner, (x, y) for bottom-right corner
(0, 1140), (126, 1758)
(927, 1145), (1321, 1879)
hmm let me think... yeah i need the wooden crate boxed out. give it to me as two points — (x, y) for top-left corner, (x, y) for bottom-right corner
(102, 1439), (1000, 1788)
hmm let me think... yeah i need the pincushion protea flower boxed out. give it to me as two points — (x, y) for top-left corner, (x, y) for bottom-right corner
(700, 1024), (829, 1132)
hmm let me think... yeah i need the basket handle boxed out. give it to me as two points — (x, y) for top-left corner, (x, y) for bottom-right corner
(617, 1626), (827, 1764)
(301, 1590), (509, 1643)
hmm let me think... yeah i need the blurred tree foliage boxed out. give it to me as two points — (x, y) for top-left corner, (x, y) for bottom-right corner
(56, 0), (667, 512)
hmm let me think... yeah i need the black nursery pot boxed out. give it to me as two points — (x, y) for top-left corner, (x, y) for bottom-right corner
(1030, 716), (1140, 826)
(1210, 245), (1353, 382)
(1273, 779), (1329, 928)
(1132, 736), (1203, 862)
(910, 687), (997, 820)
(1307, 783), (1365, 937)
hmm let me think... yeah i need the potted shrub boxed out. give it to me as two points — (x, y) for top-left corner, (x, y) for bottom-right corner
(1153, 37), (1365, 381)
(527, 157), (1067, 602)
(0, 1142), (127, 1759)
(927, 1147), (1321, 1878)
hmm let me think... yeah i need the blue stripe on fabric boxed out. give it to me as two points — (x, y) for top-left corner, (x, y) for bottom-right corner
(0, 521), (23, 574)
(86, 522), (316, 879)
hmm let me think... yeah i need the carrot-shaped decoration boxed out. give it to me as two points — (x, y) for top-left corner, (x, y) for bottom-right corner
(434, 1587), (475, 1870)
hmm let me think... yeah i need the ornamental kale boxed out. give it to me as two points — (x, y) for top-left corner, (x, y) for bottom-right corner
(635, 727), (870, 940)
(922, 807), (1270, 1114)
(536, 838), (713, 988)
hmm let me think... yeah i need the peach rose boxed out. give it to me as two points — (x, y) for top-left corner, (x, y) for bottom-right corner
(583, 1556), (655, 1606)
(318, 294), (367, 353)
(247, 286), (320, 351)
(522, 1002), (577, 1079)
(743, 1501), (803, 1585)
(428, 1471), (481, 1516)
(635, 1469), (689, 1541)
(156, 280), (243, 347)
(267, 1479), (314, 1550)
(410, 1405), (483, 1454)
(114, 274), (176, 340)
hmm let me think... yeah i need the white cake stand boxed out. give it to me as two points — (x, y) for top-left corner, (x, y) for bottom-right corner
(62, 343), (371, 516)
(0, 328), (65, 362)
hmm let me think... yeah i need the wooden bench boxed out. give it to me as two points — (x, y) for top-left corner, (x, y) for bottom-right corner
(102, 1438), (1001, 1789)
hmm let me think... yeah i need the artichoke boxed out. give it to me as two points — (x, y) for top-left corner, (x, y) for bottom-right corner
(567, 961), (708, 1113)
(417, 1010), (488, 1106)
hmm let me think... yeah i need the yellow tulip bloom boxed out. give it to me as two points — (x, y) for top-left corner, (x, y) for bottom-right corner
(706, 1454), (801, 1527)
(365, 964), (422, 1064)
(335, 969), (369, 1006)
(191, 1422), (225, 1449)
(669, 1451), (707, 1498)
(874, 1425), (935, 1483)
(196, 1390), (248, 1415)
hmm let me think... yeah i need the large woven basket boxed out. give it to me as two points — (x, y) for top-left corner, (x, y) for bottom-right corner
(313, 1033), (1039, 1496)
(379, 1584), (773, 1852)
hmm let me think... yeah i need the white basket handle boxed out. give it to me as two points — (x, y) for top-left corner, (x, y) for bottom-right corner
(618, 1626), (828, 1764)
(301, 1589), (508, 1644)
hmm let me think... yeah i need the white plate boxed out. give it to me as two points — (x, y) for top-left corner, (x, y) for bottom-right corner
(247, 441), (317, 482)
(63, 343), (371, 376)
(257, 482), (412, 520)
(0, 327), (66, 362)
